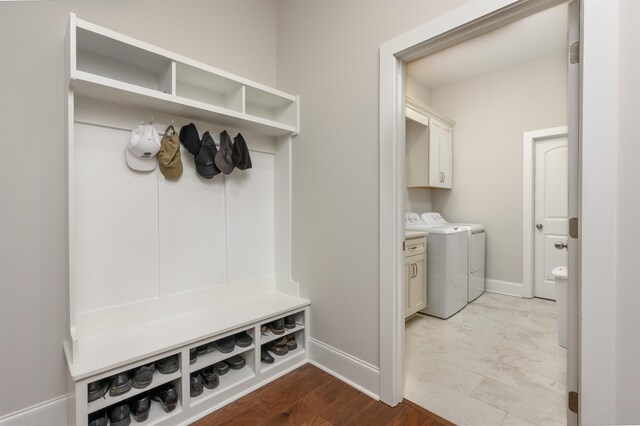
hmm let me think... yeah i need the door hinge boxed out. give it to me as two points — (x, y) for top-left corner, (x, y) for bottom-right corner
(570, 42), (580, 64)
(568, 391), (578, 413)
(569, 217), (579, 239)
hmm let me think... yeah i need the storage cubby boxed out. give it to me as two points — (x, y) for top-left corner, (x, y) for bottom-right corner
(188, 328), (255, 373)
(76, 27), (173, 94)
(175, 63), (243, 111)
(245, 86), (297, 126)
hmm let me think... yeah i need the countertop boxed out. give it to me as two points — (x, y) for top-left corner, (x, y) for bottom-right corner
(405, 230), (428, 238)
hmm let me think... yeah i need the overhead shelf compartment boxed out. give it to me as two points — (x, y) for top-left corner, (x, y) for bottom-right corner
(70, 14), (298, 136)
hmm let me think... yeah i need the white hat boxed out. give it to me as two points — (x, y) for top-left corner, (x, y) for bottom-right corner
(126, 125), (161, 171)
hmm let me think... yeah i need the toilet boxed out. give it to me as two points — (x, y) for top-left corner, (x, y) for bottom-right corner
(552, 266), (568, 348)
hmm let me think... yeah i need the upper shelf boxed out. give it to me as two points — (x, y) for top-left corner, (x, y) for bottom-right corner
(67, 13), (299, 137)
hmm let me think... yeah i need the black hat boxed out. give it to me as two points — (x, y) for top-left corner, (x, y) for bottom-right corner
(231, 133), (252, 170)
(179, 123), (201, 156)
(194, 131), (220, 179)
(214, 131), (235, 175)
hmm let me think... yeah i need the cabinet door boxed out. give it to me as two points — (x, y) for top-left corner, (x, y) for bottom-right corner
(406, 112), (430, 187)
(408, 253), (427, 315)
(404, 257), (413, 317)
(428, 118), (453, 189)
(428, 118), (443, 187)
(439, 123), (452, 189)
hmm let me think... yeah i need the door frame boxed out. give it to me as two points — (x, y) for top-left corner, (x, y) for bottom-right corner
(522, 126), (568, 299)
(378, 0), (573, 408)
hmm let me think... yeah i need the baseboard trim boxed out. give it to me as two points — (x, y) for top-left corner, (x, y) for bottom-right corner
(307, 337), (380, 400)
(0, 395), (68, 426)
(485, 279), (523, 297)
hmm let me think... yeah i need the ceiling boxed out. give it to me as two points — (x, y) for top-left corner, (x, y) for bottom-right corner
(407, 3), (568, 89)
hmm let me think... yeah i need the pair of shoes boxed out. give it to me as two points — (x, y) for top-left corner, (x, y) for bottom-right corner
(267, 337), (289, 356)
(87, 379), (108, 402)
(284, 315), (296, 329)
(151, 383), (178, 413)
(88, 410), (107, 426)
(266, 315), (297, 335)
(108, 372), (132, 397)
(107, 403), (131, 426)
(129, 393), (151, 422)
(233, 331), (253, 347)
(213, 336), (235, 353)
(190, 372), (204, 397)
(213, 361), (229, 375)
(224, 354), (246, 370)
(156, 355), (179, 374)
(267, 335), (298, 356)
(269, 318), (285, 335)
(132, 363), (155, 389)
(201, 365), (220, 389)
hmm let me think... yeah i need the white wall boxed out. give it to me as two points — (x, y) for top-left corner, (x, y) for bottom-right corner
(429, 52), (567, 285)
(0, 0), (277, 420)
(615, 0), (640, 423)
(276, 0), (470, 385)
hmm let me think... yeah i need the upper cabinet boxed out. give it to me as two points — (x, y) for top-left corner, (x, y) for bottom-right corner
(405, 95), (454, 189)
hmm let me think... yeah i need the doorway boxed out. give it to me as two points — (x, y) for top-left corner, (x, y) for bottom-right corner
(379, 0), (580, 424)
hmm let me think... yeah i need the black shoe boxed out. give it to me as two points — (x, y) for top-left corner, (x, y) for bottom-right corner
(284, 315), (296, 329)
(233, 331), (253, 348)
(108, 372), (132, 397)
(87, 379), (108, 402)
(224, 355), (246, 370)
(213, 336), (235, 353)
(206, 342), (217, 353)
(190, 348), (197, 365)
(132, 363), (154, 389)
(151, 383), (178, 413)
(190, 372), (204, 397)
(88, 409), (108, 426)
(156, 355), (179, 374)
(213, 361), (229, 375)
(200, 365), (219, 389)
(269, 318), (285, 335)
(129, 393), (150, 422)
(196, 344), (208, 355)
(261, 348), (274, 364)
(108, 403), (131, 426)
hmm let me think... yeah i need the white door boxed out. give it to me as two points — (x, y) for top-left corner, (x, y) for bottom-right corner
(439, 123), (452, 188)
(534, 136), (568, 299)
(428, 118), (443, 187)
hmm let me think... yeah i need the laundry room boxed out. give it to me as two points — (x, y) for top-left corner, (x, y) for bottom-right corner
(402, 3), (572, 425)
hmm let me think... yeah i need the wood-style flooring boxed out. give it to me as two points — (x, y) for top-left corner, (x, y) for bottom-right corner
(193, 364), (452, 426)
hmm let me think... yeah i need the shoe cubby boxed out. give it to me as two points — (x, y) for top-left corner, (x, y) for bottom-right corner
(259, 310), (307, 374)
(83, 352), (182, 425)
(75, 26), (174, 94)
(188, 327), (255, 373)
(86, 352), (182, 415)
(190, 349), (256, 408)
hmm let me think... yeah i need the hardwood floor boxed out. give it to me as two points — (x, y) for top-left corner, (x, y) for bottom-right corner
(193, 364), (452, 426)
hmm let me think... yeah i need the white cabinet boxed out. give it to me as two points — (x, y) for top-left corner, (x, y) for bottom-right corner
(405, 95), (454, 189)
(404, 236), (427, 318)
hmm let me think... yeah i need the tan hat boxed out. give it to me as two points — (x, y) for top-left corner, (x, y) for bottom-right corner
(158, 125), (183, 179)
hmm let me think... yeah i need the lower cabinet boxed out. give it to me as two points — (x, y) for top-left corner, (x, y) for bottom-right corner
(76, 307), (308, 426)
(405, 236), (427, 318)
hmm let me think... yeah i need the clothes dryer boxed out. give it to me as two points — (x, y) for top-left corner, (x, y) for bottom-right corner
(406, 213), (469, 319)
(420, 212), (485, 302)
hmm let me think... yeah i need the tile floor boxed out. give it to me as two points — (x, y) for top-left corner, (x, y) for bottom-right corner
(405, 292), (567, 426)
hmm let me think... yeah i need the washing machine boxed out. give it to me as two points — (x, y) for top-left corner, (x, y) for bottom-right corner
(420, 212), (485, 302)
(406, 213), (469, 319)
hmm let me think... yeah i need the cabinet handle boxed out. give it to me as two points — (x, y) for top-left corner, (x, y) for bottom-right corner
(413, 263), (417, 278)
(443, 172), (446, 182)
